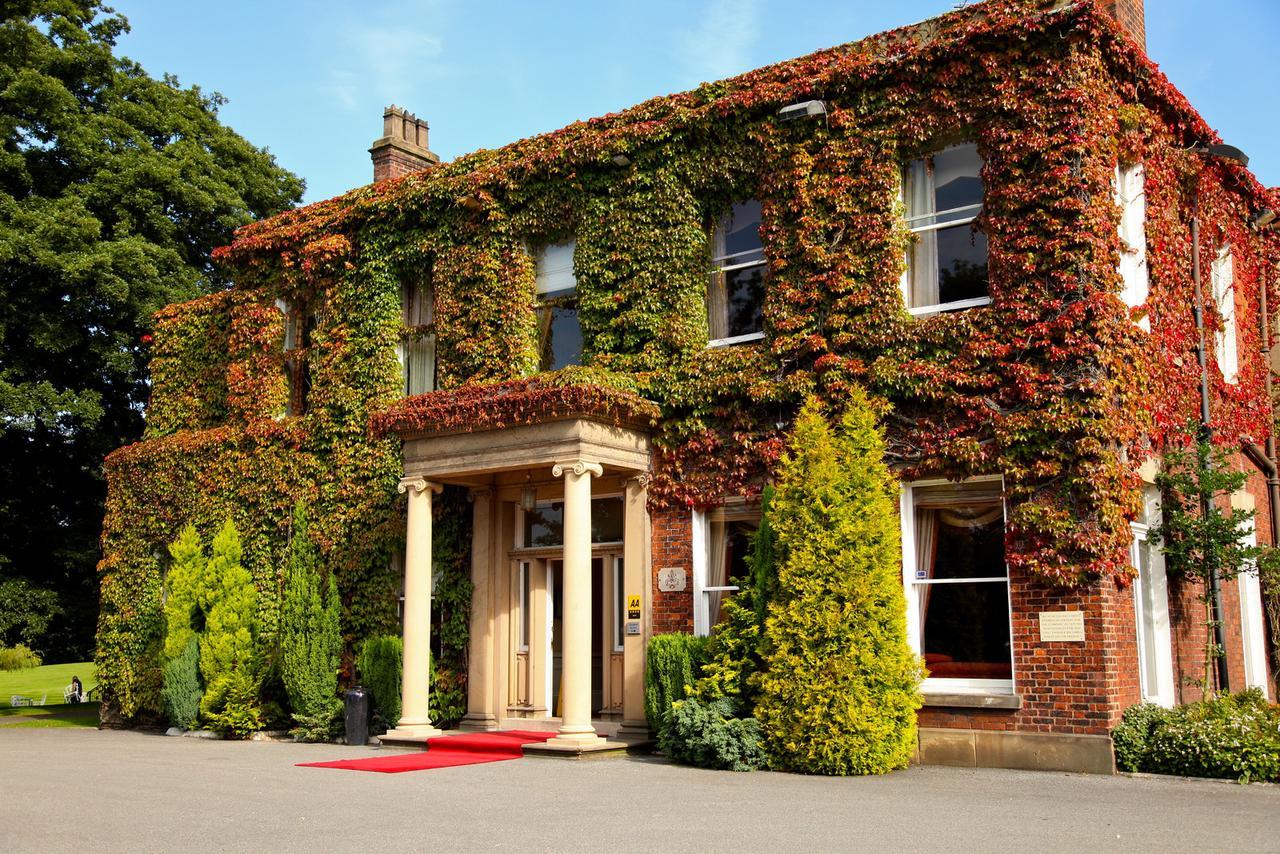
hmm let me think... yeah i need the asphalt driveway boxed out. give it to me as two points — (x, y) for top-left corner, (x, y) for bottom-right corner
(2, 728), (1276, 852)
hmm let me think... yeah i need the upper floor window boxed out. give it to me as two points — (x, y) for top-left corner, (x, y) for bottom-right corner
(276, 298), (314, 416)
(535, 241), (582, 371)
(1116, 163), (1150, 327)
(708, 200), (766, 346)
(400, 275), (436, 396)
(902, 143), (989, 315)
(1211, 246), (1238, 383)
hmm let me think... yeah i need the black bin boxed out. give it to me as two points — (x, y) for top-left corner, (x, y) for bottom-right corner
(344, 686), (369, 746)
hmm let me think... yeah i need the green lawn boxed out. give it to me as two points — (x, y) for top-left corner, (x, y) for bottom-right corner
(0, 662), (99, 728)
(1, 662), (96, 706)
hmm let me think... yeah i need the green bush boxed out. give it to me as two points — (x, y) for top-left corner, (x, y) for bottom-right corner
(755, 393), (923, 776)
(280, 506), (343, 741)
(660, 696), (767, 772)
(0, 643), (41, 670)
(198, 520), (263, 735)
(161, 635), (202, 729)
(644, 633), (712, 733)
(202, 669), (264, 738)
(1116, 690), (1280, 783)
(358, 634), (403, 728)
(694, 485), (777, 706)
(163, 524), (206, 661)
(1111, 702), (1171, 772)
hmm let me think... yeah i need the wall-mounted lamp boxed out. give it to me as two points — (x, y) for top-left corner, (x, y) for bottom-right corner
(1193, 143), (1250, 167)
(520, 473), (538, 513)
(1250, 209), (1277, 230)
(777, 100), (828, 122)
(611, 153), (632, 167)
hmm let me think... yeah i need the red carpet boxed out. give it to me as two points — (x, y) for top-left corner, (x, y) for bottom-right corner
(297, 730), (555, 773)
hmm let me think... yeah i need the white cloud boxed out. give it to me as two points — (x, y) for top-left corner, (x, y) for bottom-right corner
(675, 0), (761, 84)
(321, 1), (452, 112)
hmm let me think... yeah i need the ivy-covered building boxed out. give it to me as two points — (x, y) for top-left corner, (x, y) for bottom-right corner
(98, 0), (1279, 772)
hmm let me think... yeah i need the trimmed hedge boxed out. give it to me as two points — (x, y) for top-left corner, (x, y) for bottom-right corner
(644, 633), (712, 733)
(357, 634), (403, 729)
(1112, 690), (1280, 783)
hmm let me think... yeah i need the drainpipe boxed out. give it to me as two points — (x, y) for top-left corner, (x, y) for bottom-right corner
(1191, 210), (1231, 692)
(1247, 268), (1280, 548)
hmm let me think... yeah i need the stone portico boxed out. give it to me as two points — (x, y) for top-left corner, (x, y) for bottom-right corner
(379, 402), (654, 755)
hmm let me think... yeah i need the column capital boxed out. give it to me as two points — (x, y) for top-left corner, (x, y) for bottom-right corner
(467, 487), (494, 502)
(622, 472), (652, 490)
(398, 476), (443, 496)
(552, 460), (603, 479)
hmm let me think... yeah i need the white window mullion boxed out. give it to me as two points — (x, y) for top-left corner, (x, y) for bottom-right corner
(691, 509), (709, 636)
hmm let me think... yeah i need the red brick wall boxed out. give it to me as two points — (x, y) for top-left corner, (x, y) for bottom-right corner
(372, 147), (434, 183)
(650, 506), (694, 635)
(1099, 0), (1145, 48)
(919, 570), (1141, 735)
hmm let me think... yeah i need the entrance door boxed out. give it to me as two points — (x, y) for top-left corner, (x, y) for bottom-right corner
(548, 555), (616, 717)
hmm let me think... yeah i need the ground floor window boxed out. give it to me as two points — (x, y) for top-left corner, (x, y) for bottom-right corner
(1132, 486), (1175, 707)
(900, 477), (1013, 692)
(692, 501), (760, 636)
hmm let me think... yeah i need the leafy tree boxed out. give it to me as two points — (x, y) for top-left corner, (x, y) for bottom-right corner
(0, 1), (304, 660)
(755, 393), (923, 775)
(357, 634), (403, 730)
(198, 520), (262, 733)
(279, 505), (342, 740)
(1154, 438), (1260, 693)
(0, 577), (60, 650)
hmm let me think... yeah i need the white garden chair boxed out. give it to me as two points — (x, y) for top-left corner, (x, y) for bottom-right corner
(10, 695), (30, 707)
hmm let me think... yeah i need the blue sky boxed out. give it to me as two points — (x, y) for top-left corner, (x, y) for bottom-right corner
(111, 0), (1279, 204)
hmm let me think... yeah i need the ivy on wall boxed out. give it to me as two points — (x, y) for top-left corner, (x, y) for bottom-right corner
(98, 0), (1278, 719)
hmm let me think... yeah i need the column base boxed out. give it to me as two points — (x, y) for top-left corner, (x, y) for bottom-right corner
(380, 723), (443, 747)
(459, 713), (500, 732)
(544, 730), (604, 749)
(616, 718), (651, 740)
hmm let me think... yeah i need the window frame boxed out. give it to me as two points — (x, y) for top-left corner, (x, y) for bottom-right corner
(1115, 162), (1150, 330)
(707, 201), (767, 348)
(1211, 245), (1238, 384)
(899, 475), (1015, 695)
(690, 502), (761, 636)
(533, 240), (582, 371)
(900, 143), (991, 317)
(398, 274), (437, 396)
(275, 297), (314, 416)
(1131, 485), (1174, 707)
(612, 555), (626, 653)
(1237, 516), (1272, 696)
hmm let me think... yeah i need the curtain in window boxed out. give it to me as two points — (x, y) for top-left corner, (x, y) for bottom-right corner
(914, 508), (939, 624)
(707, 226), (729, 340)
(402, 278), (435, 395)
(905, 158), (938, 308)
(707, 518), (729, 628)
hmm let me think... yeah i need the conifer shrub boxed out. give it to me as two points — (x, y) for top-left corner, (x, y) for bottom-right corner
(163, 524), (206, 661)
(755, 393), (923, 776)
(644, 633), (711, 733)
(279, 506), (343, 741)
(161, 635), (202, 729)
(198, 520), (263, 735)
(357, 634), (403, 729)
(660, 696), (768, 772)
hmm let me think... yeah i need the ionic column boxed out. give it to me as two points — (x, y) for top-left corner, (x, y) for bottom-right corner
(547, 459), (604, 747)
(619, 474), (650, 736)
(386, 476), (443, 741)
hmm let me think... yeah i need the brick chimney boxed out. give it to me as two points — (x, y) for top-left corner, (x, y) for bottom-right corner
(1099, 0), (1145, 50)
(370, 105), (440, 182)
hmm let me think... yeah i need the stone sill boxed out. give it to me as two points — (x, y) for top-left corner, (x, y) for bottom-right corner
(922, 692), (1022, 710)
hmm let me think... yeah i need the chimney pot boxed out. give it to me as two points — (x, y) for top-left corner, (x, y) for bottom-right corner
(370, 105), (440, 182)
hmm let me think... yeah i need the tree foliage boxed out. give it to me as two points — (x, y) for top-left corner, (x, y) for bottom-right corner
(1154, 438), (1260, 692)
(0, 0), (303, 660)
(755, 394), (922, 775)
(162, 524), (205, 661)
(160, 635), (201, 730)
(279, 505), (342, 740)
(0, 577), (60, 650)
